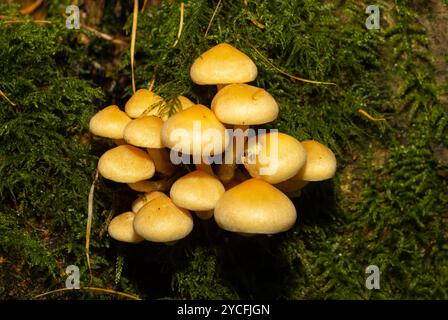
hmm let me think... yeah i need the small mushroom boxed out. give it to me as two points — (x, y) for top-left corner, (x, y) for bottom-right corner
(108, 211), (144, 243)
(133, 194), (193, 243)
(170, 170), (225, 211)
(89, 105), (132, 139)
(161, 104), (228, 156)
(176, 96), (195, 110)
(211, 84), (279, 126)
(190, 43), (257, 87)
(294, 140), (337, 181)
(125, 89), (165, 119)
(131, 191), (166, 213)
(214, 178), (296, 234)
(123, 115), (164, 148)
(243, 132), (307, 184)
(98, 145), (155, 183)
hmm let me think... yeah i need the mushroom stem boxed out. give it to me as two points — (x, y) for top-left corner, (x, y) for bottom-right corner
(127, 179), (173, 193)
(195, 162), (215, 176)
(216, 84), (228, 92)
(195, 210), (214, 220)
(147, 148), (176, 177)
(217, 125), (248, 184)
(217, 163), (236, 184)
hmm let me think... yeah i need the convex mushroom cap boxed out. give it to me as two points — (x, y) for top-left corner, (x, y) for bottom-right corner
(294, 140), (337, 181)
(98, 145), (155, 183)
(123, 115), (164, 148)
(214, 178), (297, 234)
(190, 43), (257, 85)
(125, 89), (165, 119)
(161, 104), (228, 156)
(108, 211), (144, 243)
(211, 84), (279, 125)
(132, 191), (166, 213)
(133, 194), (193, 242)
(89, 105), (131, 139)
(177, 96), (195, 110)
(243, 132), (307, 184)
(170, 170), (225, 211)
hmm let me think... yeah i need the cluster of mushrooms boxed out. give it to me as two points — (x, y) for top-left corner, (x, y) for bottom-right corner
(89, 43), (337, 245)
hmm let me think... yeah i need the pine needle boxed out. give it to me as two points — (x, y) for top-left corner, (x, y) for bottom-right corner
(35, 287), (141, 300)
(131, 0), (139, 94)
(204, 0), (222, 38)
(249, 44), (336, 85)
(148, 76), (156, 91)
(85, 169), (99, 285)
(0, 89), (16, 106)
(357, 108), (386, 122)
(20, 0), (43, 15)
(172, 2), (184, 48)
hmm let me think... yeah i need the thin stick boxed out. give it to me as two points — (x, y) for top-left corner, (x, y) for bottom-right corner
(20, 0), (44, 15)
(0, 89), (16, 106)
(204, 0), (222, 38)
(81, 23), (128, 46)
(131, 0), (139, 94)
(2, 19), (51, 24)
(141, 0), (148, 13)
(357, 108), (386, 122)
(249, 44), (336, 85)
(35, 287), (141, 300)
(86, 169), (99, 284)
(172, 2), (184, 48)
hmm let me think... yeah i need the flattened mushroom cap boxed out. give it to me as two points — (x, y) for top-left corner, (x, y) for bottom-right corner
(89, 105), (131, 139)
(98, 145), (155, 183)
(243, 132), (307, 184)
(211, 84), (278, 125)
(190, 43), (257, 85)
(170, 170), (225, 211)
(123, 115), (164, 148)
(161, 104), (228, 156)
(108, 211), (144, 243)
(133, 196), (193, 242)
(214, 178), (296, 234)
(294, 140), (337, 181)
(125, 89), (165, 118)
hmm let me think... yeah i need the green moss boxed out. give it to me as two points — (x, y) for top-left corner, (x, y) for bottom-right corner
(1, 0), (447, 300)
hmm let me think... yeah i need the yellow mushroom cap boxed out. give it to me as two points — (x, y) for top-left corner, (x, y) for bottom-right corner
(132, 191), (166, 213)
(177, 96), (195, 110)
(211, 84), (279, 125)
(125, 89), (165, 118)
(170, 170), (225, 211)
(190, 43), (257, 85)
(214, 178), (297, 234)
(123, 116), (164, 148)
(161, 104), (228, 156)
(133, 195), (193, 242)
(108, 211), (144, 243)
(89, 105), (132, 139)
(98, 145), (155, 183)
(243, 132), (307, 184)
(294, 140), (337, 181)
